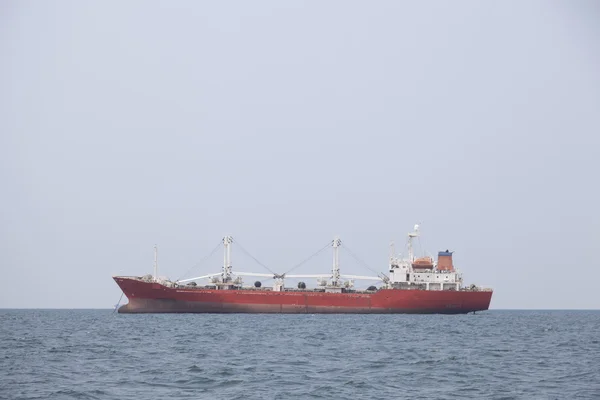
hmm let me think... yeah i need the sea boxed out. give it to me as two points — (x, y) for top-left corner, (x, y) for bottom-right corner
(1, 310), (599, 400)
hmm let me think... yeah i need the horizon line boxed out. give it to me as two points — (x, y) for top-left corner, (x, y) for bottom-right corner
(1, 308), (599, 311)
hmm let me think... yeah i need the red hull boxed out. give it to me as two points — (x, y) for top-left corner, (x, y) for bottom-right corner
(114, 277), (492, 314)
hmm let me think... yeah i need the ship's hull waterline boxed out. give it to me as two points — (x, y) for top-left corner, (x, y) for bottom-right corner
(114, 277), (492, 314)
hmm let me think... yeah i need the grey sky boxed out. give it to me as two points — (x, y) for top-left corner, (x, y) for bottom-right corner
(1, 1), (599, 309)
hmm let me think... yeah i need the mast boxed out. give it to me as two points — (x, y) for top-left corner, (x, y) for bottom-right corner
(408, 224), (419, 262)
(222, 236), (233, 282)
(153, 245), (158, 282)
(332, 237), (341, 286)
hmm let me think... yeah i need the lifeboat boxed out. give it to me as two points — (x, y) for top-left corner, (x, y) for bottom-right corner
(412, 256), (434, 270)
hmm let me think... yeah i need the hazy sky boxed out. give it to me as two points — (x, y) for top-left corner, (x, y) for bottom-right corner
(1, 1), (599, 309)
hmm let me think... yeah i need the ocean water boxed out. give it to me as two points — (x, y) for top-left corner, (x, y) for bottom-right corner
(1, 310), (599, 400)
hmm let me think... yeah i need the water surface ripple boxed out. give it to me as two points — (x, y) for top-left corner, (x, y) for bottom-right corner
(1, 310), (599, 399)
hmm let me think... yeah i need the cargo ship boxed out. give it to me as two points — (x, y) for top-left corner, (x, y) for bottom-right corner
(113, 225), (493, 314)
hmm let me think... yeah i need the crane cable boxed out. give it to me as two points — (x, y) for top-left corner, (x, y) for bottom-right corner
(341, 243), (389, 281)
(176, 240), (223, 282)
(283, 240), (333, 276)
(233, 239), (277, 275)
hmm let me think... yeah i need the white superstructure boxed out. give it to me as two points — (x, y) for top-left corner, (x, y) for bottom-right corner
(387, 225), (463, 291)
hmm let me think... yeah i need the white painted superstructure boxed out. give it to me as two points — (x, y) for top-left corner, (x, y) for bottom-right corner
(387, 225), (463, 291)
